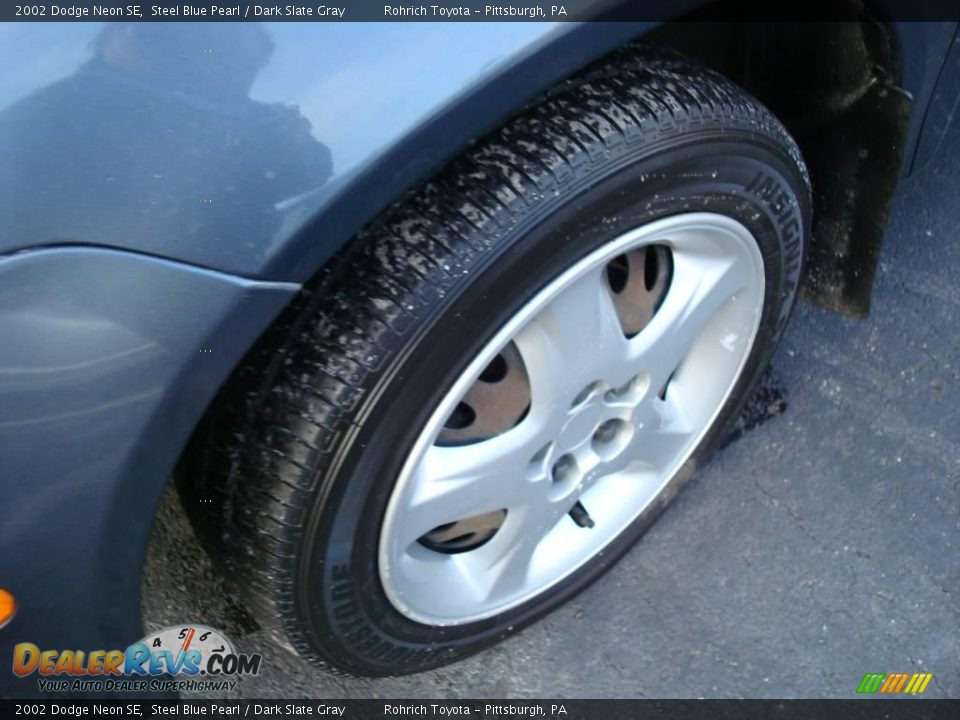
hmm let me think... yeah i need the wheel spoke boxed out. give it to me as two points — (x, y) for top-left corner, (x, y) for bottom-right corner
(514, 266), (627, 415)
(484, 529), (541, 601)
(629, 252), (751, 391)
(396, 429), (538, 547)
(481, 504), (565, 602)
(628, 400), (695, 472)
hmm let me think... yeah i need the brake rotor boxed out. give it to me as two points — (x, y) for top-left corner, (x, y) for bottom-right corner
(437, 341), (531, 446)
(607, 244), (673, 336)
(418, 509), (508, 554)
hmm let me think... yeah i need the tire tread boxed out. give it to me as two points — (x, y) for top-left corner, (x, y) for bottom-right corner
(181, 45), (808, 675)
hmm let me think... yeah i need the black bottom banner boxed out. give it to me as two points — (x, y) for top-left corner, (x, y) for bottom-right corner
(2, 699), (959, 720)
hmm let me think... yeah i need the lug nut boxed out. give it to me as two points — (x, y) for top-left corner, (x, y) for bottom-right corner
(571, 381), (603, 408)
(552, 454), (577, 484)
(593, 419), (620, 444)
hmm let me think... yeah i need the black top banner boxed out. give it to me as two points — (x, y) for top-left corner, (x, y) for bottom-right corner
(2, 700), (960, 719)
(4, 0), (960, 22)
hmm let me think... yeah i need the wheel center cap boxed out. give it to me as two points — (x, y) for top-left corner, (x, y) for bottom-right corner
(558, 402), (603, 452)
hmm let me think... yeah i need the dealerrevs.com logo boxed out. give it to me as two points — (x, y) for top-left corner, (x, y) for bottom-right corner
(13, 624), (262, 693)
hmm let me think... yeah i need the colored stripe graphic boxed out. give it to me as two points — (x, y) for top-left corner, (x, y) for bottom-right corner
(908, 673), (933, 694)
(858, 672), (933, 694)
(857, 673), (886, 693)
(880, 672), (909, 693)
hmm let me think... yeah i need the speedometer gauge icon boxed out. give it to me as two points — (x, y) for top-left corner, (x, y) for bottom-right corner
(135, 624), (236, 674)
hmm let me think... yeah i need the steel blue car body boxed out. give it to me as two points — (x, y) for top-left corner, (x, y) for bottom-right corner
(0, 16), (958, 686)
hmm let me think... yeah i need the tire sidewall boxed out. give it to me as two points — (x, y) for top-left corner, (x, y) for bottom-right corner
(299, 136), (809, 674)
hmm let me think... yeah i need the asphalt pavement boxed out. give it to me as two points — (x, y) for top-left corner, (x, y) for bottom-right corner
(143, 130), (960, 699)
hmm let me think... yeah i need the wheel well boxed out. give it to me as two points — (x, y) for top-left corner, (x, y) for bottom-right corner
(644, 11), (911, 316)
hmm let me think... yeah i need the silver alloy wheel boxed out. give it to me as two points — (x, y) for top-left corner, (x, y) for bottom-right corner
(378, 212), (766, 625)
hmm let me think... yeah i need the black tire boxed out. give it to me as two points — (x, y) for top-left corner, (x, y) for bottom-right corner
(180, 47), (810, 676)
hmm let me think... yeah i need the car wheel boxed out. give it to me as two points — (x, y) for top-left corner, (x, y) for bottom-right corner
(181, 48), (810, 675)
